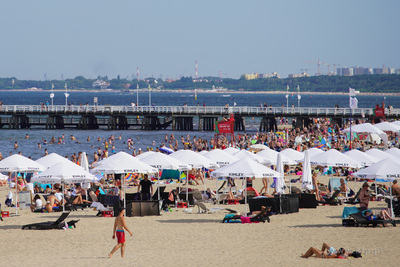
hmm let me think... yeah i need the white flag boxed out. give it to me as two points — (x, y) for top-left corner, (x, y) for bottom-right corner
(350, 97), (358, 109)
(233, 102), (237, 106)
(349, 87), (360, 96)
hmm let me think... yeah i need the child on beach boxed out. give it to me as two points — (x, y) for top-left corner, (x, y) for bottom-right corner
(109, 208), (133, 258)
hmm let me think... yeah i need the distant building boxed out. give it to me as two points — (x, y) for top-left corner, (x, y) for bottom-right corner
(288, 72), (308, 78)
(241, 73), (259, 80)
(259, 72), (280, 78)
(92, 79), (110, 89)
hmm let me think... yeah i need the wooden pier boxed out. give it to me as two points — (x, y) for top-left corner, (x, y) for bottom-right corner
(0, 105), (398, 131)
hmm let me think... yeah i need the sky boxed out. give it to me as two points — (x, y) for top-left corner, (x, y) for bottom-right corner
(0, 0), (399, 80)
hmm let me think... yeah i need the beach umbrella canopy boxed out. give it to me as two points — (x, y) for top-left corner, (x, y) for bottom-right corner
(0, 173), (8, 180)
(211, 158), (282, 179)
(301, 151), (313, 190)
(304, 147), (325, 158)
(386, 148), (400, 158)
(249, 144), (269, 152)
(0, 154), (45, 173)
(342, 123), (388, 145)
(135, 151), (156, 159)
(202, 149), (239, 167)
(36, 153), (71, 169)
(280, 148), (304, 163)
(257, 148), (296, 165)
(391, 121), (400, 127)
(234, 150), (270, 165)
(92, 151), (158, 174)
(343, 149), (380, 167)
(139, 152), (190, 171)
(80, 152), (89, 172)
(310, 149), (360, 168)
(352, 158), (400, 180)
(364, 148), (398, 161)
(223, 147), (240, 155)
(275, 154), (286, 194)
(170, 150), (219, 169)
(32, 161), (95, 184)
(374, 121), (400, 133)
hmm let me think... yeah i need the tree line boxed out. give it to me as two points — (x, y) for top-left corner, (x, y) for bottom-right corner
(0, 74), (399, 93)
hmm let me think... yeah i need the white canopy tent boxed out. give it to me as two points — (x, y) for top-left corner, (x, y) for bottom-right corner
(35, 153), (72, 169)
(223, 147), (240, 155)
(343, 149), (380, 167)
(280, 148), (304, 164)
(303, 147), (325, 158)
(202, 149), (239, 167)
(364, 148), (399, 161)
(386, 148), (400, 158)
(374, 121), (400, 133)
(0, 154), (45, 214)
(257, 148), (297, 165)
(234, 150), (270, 165)
(342, 123), (388, 146)
(32, 161), (95, 211)
(135, 151), (156, 159)
(310, 149), (360, 168)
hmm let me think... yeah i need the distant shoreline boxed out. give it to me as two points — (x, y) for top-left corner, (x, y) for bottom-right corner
(0, 88), (399, 96)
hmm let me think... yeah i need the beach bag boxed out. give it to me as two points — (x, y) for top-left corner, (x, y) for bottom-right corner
(351, 251), (362, 258)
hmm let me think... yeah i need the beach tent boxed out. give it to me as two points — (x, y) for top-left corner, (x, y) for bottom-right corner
(386, 148), (400, 158)
(0, 154), (45, 214)
(352, 158), (400, 216)
(343, 149), (379, 167)
(211, 158), (282, 213)
(257, 148), (296, 165)
(310, 149), (360, 168)
(35, 153), (71, 169)
(223, 147), (240, 155)
(301, 151), (313, 191)
(364, 148), (398, 161)
(280, 148), (304, 163)
(91, 151), (158, 210)
(134, 151), (155, 159)
(391, 121), (400, 128)
(304, 147), (325, 158)
(202, 149), (239, 167)
(234, 150), (270, 165)
(32, 161), (94, 211)
(342, 123), (388, 146)
(374, 121), (400, 133)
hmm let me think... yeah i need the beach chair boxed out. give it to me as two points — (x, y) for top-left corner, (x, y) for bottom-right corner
(348, 212), (396, 227)
(195, 201), (237, 214)
(222, 206), (271, 223)
(318, 190), (341, 205)
(22, 212), (80, 230)
(217, 181), (227, 194)
(344, 189), (361, 205)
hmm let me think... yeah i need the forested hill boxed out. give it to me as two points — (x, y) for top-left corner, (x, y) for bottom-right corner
(1, 74), (399, 93)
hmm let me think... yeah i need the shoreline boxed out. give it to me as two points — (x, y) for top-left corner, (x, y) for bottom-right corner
(0, 88), (399, 96)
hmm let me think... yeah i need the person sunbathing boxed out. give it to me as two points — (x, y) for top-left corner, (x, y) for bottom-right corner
(362, 209), (393, 221)
(301, 243), (348, 259)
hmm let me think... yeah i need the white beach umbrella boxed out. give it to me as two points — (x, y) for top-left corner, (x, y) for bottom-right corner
(275, 154), (286, 194)
(0, 173), (8, 180)
(135, 151), (156, 159)
(365, 148), (398, 161)
(36, 153), (71, 169)
(280, 148), (304, 163)
(353, 158), (400, 180)
(374, 121), (400, 133)
(310, 149), (360, 168)
(0, 154), (45, 215)
(170, 150), (219, 169)
(304, 147), (325, 158)
(80, 152), (91, 195)
(386, 148), (400, 158)
(202, 149), (239, 167)
(223, 147), (240, 155)
(211, 158), (282, 179)
(249, 144), (269, 152)
(343, 123), (388, 146)
(257, 148), (296, 165)
(140, 152), (190, 171)
(301, 151), (313, 191)
(234, 150), (271, 165)
(344, 149), (380, 167)
(391, 121), (400, 128)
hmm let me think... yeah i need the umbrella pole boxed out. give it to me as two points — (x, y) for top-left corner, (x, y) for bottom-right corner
(15, 172), (18, 215)
(62, 183), (65, 212)
(243, 178), (247, 215)
(186, 171), (189, 203)
(123, 173), (126, 212)
(390, 182), (394, 218)
(157, 171), (160, 201)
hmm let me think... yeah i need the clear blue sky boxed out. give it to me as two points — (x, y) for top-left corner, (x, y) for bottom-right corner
(0, 0), (398, 80)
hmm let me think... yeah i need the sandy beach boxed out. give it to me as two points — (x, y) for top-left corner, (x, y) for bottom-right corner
(0, 175), (398, 267)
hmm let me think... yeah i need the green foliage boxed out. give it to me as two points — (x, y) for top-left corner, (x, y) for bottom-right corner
(0, 74), (399, 93)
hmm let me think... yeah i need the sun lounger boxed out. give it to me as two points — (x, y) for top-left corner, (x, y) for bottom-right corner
(318, 190), (341, 205)
(195, 201), (237, 214)
(217, 181), (227, 194)
(348, 212), (396, 227)
(222, 206), (271, 223)
(344, 189), (360, 205)
(22, 212), (80, 230)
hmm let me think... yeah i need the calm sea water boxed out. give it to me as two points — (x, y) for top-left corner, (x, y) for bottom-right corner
(0, 91), (397, 161)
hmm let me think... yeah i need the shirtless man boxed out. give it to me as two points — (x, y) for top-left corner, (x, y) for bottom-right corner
(392, 180), (400, 200)
(108, 208), (133, 258)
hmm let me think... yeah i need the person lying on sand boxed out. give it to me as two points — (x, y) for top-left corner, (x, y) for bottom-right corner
(301, 243), (348, 259)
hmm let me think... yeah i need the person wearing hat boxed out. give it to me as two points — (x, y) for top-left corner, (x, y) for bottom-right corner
(108, 208), (132, 258)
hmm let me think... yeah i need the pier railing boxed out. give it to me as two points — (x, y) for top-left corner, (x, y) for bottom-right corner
(0, 105), (399, 117)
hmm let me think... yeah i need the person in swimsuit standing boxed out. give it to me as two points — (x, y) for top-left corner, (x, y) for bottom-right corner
(108, 208), (133, 258)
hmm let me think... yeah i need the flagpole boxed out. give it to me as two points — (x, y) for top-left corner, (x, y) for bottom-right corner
(136, 84), (139, 106)
(148, 84), (151, 108)
(286, 85), (289, 113)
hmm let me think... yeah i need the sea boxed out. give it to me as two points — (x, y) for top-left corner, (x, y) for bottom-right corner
(0, 90), (398, 161)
